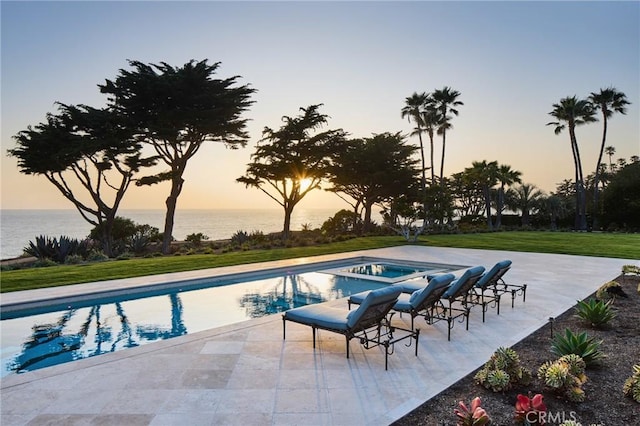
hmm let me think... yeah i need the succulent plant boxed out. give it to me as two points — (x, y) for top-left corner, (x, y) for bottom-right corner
(623, 364), (640, 403)
(475, 347), (531, 392)
(559, 420), (583, 426)
(538, 354), (588, 403)
(486, 369), (510, 392)
(514, 393), (547, 425)
(551, 328), (605, 367)
(595, 280), (627, 301)
(454, 397), (490, 426)
(574, 298), (616, 328)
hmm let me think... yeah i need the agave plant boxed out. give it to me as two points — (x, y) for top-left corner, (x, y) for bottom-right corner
(454, 397), (490, 426)
(551, 329), (605, 367)
(574, 298), (615, 328)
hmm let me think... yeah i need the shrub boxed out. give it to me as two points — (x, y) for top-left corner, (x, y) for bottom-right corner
(231, 230), (250, 245)
(551, 329), (605, 367)
(538, 354), (587, 402)
(86, 250), (109, 262)
(321, 209), (362, 236)
(474, 347), (532, 392)
(574, 298), (615, 328)
(64, 254), (84, 265)
(623, 364), (640, 403)
(185, 232), (209, 248)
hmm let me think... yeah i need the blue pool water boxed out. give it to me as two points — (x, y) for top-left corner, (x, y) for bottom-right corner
(0, 271), (385, 377)
(0, 258), (466, 377)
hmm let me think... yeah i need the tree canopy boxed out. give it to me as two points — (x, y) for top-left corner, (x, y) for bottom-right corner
(8, 103), (157, 255)
(100, 59), (256, 253)
(237, 104), (347, 238)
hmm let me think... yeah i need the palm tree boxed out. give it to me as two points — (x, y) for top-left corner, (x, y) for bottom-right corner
(432, 87), (463, 184)
(506, 183), (544, 226)
(421, 97), (441, 183)
(547, 96), (596, 230)
(605, 146), (616, 171)
(495, 164), (522, 229)
(401, 92), (429, 209)
(589, 88), (630, 230)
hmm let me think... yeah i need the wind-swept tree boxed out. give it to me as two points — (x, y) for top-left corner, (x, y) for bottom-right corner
(8, 104), (157, 256)
(547, 96), (596, 230)
(237, 105), (347, 239)
(432, 86), (463, 183)
(100, 60), (256, 253)
(327, 132), (420, 233)
(589, 88), (630, 230)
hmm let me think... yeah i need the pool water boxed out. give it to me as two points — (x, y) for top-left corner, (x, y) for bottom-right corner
(0, 271), (384, 377)
(341, 263), (425, 278)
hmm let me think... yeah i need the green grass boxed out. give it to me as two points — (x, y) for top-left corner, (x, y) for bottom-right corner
(1, 232), (638, 293)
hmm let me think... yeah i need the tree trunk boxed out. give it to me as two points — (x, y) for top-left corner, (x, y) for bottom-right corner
(592, 114), (608, 231)
(282, 203), (294, 240)
(483, 185), (493, 230)
(440, 130), (447, 185)
(363, 202), (373, 232)
(162, 174), (185, 254)
(496, 185), (504, 229)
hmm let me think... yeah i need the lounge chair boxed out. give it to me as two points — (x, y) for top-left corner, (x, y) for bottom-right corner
(473, 260), (526, 309)
(282, 286), (418, 370)
(437, 266), (485, 340)
(348, 273), (456, 331)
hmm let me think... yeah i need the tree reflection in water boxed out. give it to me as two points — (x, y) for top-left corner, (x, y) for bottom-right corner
(9, 293), (186, 374)
(239, 275), (326, 317)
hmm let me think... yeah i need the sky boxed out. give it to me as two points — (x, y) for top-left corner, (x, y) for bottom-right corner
(1, 0), (639, 211)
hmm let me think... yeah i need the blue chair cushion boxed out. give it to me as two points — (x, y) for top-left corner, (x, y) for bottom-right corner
(346, 286), (401, 328)
(443, 266), (485, 298)
(475, 260), (512, 289)
(284, 304), (350, 331)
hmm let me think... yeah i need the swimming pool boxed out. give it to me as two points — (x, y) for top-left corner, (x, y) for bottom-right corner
(0, 257), (466, 376)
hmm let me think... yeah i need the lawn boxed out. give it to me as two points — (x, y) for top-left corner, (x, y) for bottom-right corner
(1, 231), (638, 293)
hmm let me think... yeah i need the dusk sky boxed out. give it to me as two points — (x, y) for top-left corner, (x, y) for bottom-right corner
(1, 1), (638, 211)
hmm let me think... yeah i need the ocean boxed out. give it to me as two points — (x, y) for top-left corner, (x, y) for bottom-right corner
(0, 208), (383, 260)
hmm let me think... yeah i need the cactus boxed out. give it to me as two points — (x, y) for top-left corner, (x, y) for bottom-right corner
(475, 347), (531, 392)
(623, 364), (640, 403)
(538, 355), (588, 403)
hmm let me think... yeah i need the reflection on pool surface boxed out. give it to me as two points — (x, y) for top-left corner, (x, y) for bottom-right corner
(342, 263), (426, 278)
(0, 271), (384, 377)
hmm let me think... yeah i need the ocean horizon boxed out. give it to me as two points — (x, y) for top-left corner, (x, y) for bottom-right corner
(0, 208), (383, 260)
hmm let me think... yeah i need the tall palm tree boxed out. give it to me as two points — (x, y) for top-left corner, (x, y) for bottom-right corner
(495, 164), (522, 229)
(605, 146), (616, 171)
(589, 88), (630, 230)
(401, 92), (429, 222)
(547, 96), (596, 231)
(432, 86), (463, 184)
(421, 97), (441, 183)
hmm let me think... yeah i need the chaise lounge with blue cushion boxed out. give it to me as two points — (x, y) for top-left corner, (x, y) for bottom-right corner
(437, 266), (485, 340)
(282, 286), (418, 369)
(473, 260), (526, 310)
(348, 273), (456, 332)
